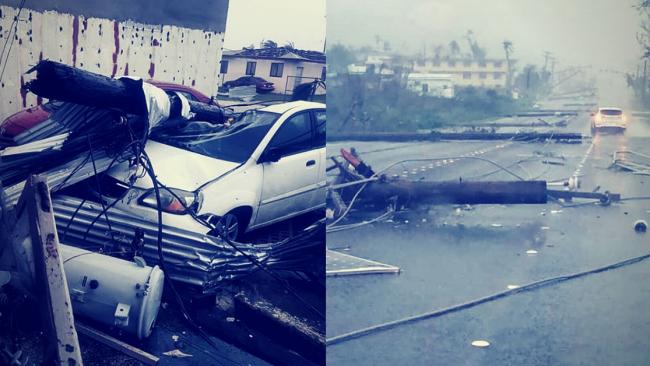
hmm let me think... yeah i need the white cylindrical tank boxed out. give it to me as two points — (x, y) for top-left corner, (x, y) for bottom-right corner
(60, 244), (165, 339)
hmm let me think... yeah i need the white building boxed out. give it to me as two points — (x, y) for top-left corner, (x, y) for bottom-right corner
(412, 58), (512, 89)
(219, 47), (326, 95)
(406, 73), (454, 98)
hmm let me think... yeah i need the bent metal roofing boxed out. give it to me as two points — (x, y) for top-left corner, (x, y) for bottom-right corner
(223, 47), (325, 63)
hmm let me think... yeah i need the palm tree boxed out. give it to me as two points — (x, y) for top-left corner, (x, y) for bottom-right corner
(465, 30), (485, 61)
(262, 40), (278, 49)
(464, 30), (474, 52)
(374, 34), (382, 50)
(433, 45), (444, 60)
(448, 40), (460, 58)
(284, 41), (295, 50)
(503, 40), (514, 92)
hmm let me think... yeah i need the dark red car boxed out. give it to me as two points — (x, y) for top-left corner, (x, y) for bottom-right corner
(223, 76), (275, 93)
(0, 80), (217, 138)
(146, 80), (217, 105)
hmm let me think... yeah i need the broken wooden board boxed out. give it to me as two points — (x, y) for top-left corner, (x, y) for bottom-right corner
(14, 175), (83, 365)
(326, 249), (400, 277)
(76, 322), (159, 366)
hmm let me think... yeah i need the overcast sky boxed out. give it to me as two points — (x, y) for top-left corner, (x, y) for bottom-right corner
(328, 0), (643, 73)
(224, 0), (326, 51)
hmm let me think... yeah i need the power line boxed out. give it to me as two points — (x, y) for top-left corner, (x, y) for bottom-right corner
(0, 0), (27, 84)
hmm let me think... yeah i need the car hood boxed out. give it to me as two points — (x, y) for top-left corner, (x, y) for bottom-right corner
(107, 140), (240, 191)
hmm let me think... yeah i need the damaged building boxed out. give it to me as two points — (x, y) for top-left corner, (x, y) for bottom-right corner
(0, 0), (229, 121)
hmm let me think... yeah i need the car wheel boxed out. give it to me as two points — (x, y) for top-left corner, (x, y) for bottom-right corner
(217, 212), (241, 241)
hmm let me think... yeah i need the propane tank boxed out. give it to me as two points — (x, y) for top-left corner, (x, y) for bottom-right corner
(60, 244), (164, 339)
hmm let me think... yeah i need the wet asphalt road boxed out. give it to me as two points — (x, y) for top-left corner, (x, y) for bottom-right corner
(326, 106), (650, 365)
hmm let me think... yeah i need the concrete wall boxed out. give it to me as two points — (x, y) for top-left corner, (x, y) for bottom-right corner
(0, 2), (228, 120)
(220, 57), (326, 95)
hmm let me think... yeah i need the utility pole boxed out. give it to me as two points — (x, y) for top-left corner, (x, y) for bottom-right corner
(543, 51), (552, 73)
(641, 59), (648, 103)
(503, 40), (513, 95)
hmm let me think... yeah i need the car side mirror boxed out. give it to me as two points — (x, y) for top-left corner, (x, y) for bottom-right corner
(589, 112), (595, 117)
(260, 147), (281, 163)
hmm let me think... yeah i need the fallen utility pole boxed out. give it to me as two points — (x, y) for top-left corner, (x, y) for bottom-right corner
(454, 121), (566, 128)
(330, 149), (621, 215)
(24, 60), (229, 123)
(327, 131), (582, 142)
(362, 180), (548, 205)
(506, 112), (578, 117)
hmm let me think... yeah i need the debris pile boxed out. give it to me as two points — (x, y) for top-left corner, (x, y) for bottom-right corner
(1, 60), (323, 292)
(0, 61), (325, 364)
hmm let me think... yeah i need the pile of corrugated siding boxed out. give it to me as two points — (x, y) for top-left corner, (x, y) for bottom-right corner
(52, 195), (323, 293)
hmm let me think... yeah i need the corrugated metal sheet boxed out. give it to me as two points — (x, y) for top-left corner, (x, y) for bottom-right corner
(52, 195), (324, 292)
(0, 5), (224, 120)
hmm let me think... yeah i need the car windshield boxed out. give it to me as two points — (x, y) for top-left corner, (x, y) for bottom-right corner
(600, 109), (623, 116)
(150, 110), (280, 163)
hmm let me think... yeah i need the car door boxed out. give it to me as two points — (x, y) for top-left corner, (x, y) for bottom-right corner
(311, 109), (326, 208)
(254, 110), (321, 226)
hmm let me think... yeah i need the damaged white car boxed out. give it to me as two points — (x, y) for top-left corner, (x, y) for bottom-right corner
(102, 101), (326, 240)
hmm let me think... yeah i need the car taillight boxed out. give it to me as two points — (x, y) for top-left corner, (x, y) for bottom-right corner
(140, 188), (198, 214)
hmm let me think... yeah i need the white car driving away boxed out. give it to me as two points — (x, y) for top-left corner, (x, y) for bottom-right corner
(104, 101), (326, 240)
(591, 107), (626, 133)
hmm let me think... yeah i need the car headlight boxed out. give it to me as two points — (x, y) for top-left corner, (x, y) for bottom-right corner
(140, 187), (199, 214)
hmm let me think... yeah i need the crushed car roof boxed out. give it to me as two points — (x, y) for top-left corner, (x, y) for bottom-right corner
(261, 100), (325, 114)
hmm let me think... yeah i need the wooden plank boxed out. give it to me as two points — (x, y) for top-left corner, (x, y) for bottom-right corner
(21, 175), (83, 365)
(75, 322), (159, 366)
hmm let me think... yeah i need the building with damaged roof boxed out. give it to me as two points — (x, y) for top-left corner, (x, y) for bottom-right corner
(219, 46), (326, 95)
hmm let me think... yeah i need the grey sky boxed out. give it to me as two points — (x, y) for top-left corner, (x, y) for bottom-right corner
(224, 0), (326, 51)
(328, 0), (643, 73)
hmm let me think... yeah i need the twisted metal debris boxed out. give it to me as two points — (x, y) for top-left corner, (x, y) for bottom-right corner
(53, 195), (323, 293)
